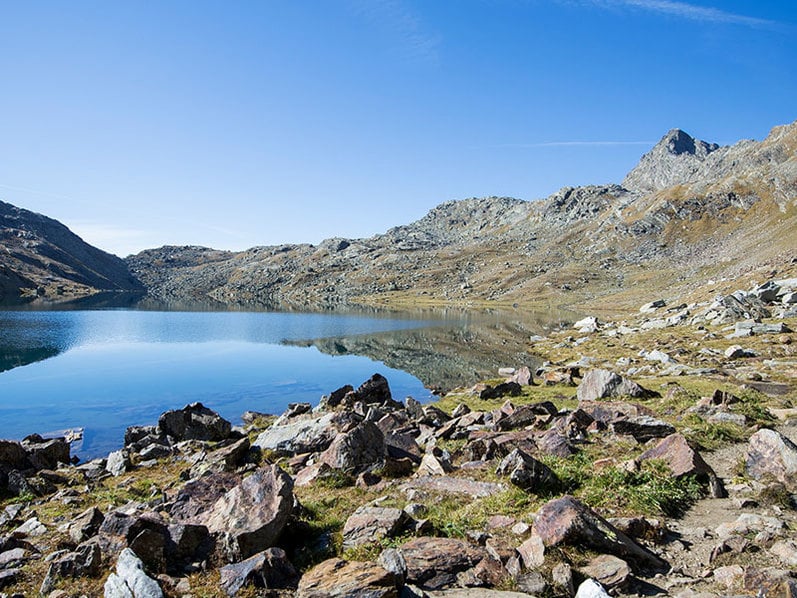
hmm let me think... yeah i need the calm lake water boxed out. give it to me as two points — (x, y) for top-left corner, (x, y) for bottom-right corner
(0, 309), (442, 459)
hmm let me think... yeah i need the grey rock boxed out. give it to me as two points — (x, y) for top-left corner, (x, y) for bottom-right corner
(574, 578), (611, 598)
(577, 369), (655, 401)
(343, 506), (410, 549)
(106, 450), (130, 477)
(746, 428), (797, 489)
(68, 507), (105, 544)
(40, 541), (102, 595)
(21, 434), (70, 470)
(253, 412), (337, 456)
(104, 548), (163, 598)
(378, 547), (408, 583)
(320, 421), (385, 473)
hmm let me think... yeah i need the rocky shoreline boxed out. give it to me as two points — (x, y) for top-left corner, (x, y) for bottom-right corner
(1, 272), (796, 597)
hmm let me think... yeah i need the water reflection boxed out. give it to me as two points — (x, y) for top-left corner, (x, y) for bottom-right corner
(290, 307), (578, 391)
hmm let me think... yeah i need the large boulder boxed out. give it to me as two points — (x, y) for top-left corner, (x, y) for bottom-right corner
(532, 496), (666, 571)
(296, 558), (398, 598)
(746, 428), (797, 489)
(169, 471), (240, 523)
(577, 370), (656, 402)
(202, 464), (294, 561)
(158, 402), (231, 442)
(319, 421), (385, 472)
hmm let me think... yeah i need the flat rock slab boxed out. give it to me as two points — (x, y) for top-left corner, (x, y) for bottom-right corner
(401, 476), (506, 499)
(577, 369), (656, 402)
(296, 558), (398, 598)
(343, 506), (409, 549)
(400, 537), (492, 590)
(253, 412), (337, 455)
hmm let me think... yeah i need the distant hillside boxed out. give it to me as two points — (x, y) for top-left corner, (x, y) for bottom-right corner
(126, 121), (797, 313)
(0, 201), (144, 304)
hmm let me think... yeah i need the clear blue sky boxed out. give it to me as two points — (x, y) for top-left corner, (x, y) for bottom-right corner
(1, 1), (795, 257)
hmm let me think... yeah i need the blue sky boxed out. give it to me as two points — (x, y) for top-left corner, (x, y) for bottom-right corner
(1, 1), (795, 256)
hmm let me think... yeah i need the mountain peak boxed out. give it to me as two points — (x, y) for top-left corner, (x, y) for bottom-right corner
(622, 128), (721, 192)
(659, 128), (719, 157)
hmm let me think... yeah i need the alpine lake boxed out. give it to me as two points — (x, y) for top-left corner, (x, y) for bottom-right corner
(0, 296), (576, 459)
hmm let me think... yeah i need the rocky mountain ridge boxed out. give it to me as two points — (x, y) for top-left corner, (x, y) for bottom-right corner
(126, 120), (797, 312)
(1, 120), (795, 311)
(0, 201), (143, 304)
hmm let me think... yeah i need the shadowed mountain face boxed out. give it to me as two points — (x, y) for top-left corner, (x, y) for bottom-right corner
(126, 121), (797, 313)
(0, 201), (144, 305)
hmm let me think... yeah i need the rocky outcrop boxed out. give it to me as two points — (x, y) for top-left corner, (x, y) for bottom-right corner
(0, 200), (143, 304)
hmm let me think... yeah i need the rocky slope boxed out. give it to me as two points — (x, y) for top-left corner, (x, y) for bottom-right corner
(0, 202), (143, 304)
(126, 121), (797, 313)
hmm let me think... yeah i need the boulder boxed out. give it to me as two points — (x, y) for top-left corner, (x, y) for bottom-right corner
(532, 496), (666, 571)
(342, 506), (410, 549)
(480, 382), (522, 400)
(417, 447), (454, 476)
(40, 540), (103, 595)
(104, 548), (163, 598)
(219, 547), (299, 595)
(296, 558), (398, 598)
(746, 428), (797, 489)
(0, 440), (29, 470)
(350, 373), (394, 405)
(495, 402), (557, 431)
(638, 433), (723, 496)
(610, 416), (675, 443)
(319, 421), (385, 472)
(165, 523), (211, 568)
(319, 384), (354, 409)
(202, 464), (294, 560)
(495, 449), (559, 493)
(21, 435), (70, 470)
(169, 471), (240, 523)
(509, 366), (533, 386)
(157, 402), (231, 442)
(575, 579), (612, 598)
(106, 449), (130, 477)
(399, 536), (493, 590)
(68, 507), (105, 544)
(577, 370), (656, 402)
(253, 412), (337, 456)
